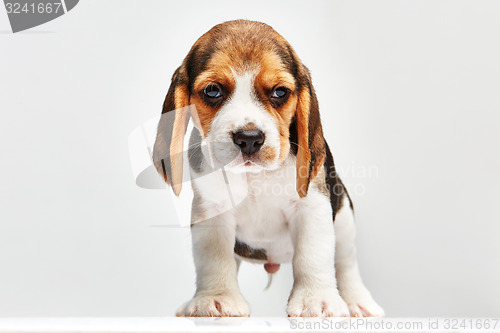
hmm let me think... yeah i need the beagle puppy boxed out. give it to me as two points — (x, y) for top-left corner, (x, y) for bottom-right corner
(153, 20), (384, 317)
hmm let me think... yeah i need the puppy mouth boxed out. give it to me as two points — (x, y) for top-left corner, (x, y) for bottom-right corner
(235, 157), (261, 168)
(209, 149), (264, 169)
(224, 154), (266, 172)
(243, 159), (259, 167)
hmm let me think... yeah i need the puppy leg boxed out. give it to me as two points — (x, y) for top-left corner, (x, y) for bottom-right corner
(176, 213), (250, 317)
(334, 197), (385, 317)
(286, 192), (349, 317)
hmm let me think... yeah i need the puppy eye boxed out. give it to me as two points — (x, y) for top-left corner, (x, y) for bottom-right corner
(271, 87), (288, 99)
(269, 87), (290, 107)
(203, 84), (222, 99)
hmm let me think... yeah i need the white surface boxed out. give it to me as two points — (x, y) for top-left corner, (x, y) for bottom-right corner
(1, 0), (500, 318)
(1, 318), (499, 333)
(0, 318), (285, 333)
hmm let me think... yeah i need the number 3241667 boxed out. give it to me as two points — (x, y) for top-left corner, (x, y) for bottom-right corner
(5, 2), (62, 14)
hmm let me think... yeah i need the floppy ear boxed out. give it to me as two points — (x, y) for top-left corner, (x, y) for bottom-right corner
(152, 67), (191, 196)
(295, 67), (326, 198)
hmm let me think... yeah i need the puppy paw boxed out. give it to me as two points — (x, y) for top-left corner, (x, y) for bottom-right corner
(287, 288), (349, 317)
(176, 293), (250, 317)
(345, 298), (385, 317)
(338, 283), (385, 317)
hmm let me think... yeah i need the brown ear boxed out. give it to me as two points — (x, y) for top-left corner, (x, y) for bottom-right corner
(152, 67), (191, 196)
(295, 67), (326, 198)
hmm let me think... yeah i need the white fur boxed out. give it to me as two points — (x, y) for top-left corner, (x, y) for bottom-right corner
(176, 71), (383, 317)
(283, 179), (349, 317)
(176, 212), (250, 317)
(334, 196), (385, 317)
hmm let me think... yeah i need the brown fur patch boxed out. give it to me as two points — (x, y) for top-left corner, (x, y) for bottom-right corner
(253, 54), (297, 165)
(242, 123), (258, 131)
(259, 146), (278, 163)
(295, 88), (312, 197)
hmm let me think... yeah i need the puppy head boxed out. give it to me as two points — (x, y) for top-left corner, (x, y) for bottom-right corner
(153, 20), (325, 198)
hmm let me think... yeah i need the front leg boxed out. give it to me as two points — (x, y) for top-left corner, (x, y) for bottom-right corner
(176, 211), (250, 317)
(286, 191), (349, 317)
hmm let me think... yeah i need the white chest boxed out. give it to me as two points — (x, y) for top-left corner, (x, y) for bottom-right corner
(192, 157), (300, 263)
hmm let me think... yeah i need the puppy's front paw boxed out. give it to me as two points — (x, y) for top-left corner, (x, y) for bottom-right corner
(176, 293), (250, 317)
(287, 288), (349, 317)
(338, 282), (385, 317)
(345, 297), (385, 317)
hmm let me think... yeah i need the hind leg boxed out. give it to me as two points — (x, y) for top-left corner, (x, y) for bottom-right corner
(334, 196), (385, 317)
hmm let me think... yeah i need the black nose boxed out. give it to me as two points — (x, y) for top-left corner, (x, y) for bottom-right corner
(232, 130), (265, 155)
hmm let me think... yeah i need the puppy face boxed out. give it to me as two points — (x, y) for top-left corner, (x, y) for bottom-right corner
(153, 20), (326, 197)
(197, 71), (288, 173)
(189, 24), (300, 173)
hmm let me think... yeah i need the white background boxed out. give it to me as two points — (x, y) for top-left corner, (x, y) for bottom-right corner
(1, 0), (499, 317)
